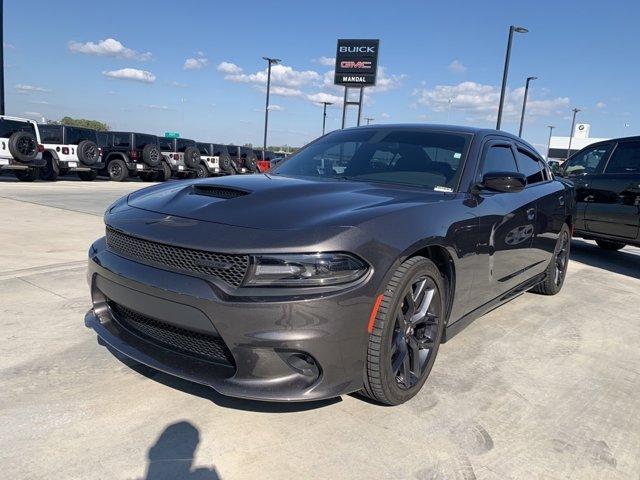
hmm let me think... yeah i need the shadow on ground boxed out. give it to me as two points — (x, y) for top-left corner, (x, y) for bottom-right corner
(570, 239), (640, 280)
(139, 421), (221, 480)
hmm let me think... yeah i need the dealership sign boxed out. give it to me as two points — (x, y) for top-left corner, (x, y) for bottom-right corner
(334, 39), (379, 87)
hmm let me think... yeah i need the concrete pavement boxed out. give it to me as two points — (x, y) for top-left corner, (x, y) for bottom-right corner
(1, 179), (639, 479)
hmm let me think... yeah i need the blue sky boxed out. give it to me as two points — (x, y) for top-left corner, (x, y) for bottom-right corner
(4, 0), (639, 152)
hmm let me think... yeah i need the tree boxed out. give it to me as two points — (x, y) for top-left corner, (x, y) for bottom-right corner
(57, 116), (110, 131)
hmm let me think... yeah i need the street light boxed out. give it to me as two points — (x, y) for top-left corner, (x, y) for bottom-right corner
(567, 108), (581, 160)
(364, 117), (374, 125)
(546, 125), (555, 160)
(518, 76), (537, 137)
(0, 0), (5, 115)
(262, 56), (281, 157)
(321, 101), (332, 135)
(496, 25), (528, 130)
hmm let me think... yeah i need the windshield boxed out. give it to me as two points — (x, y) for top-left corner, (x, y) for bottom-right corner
(271, 128), (471, 191)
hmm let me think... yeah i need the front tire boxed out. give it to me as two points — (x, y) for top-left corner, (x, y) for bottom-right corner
(39, 155), (59, 181)
(362, 256), (446, 405)
(531, 224), (571, 295)
(595, 239), (626, 251)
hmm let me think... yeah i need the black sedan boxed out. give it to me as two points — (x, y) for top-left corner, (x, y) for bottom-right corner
(86, 125), (575, 405)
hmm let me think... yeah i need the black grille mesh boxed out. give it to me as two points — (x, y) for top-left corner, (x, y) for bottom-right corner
(105, 227), (249, 287)
(192, 185), (249, 199)
(109, 301), (235, 366)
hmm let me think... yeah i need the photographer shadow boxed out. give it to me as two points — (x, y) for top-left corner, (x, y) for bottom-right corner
(140, 421), (220, 480)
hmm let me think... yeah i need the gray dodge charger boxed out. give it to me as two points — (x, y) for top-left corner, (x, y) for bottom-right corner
(86, 125), (574, 405)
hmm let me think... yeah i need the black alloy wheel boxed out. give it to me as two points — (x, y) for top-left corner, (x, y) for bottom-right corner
(553, 230), (570, 287)
(531, 223), (571, 295)
(17, 135), (37, 157)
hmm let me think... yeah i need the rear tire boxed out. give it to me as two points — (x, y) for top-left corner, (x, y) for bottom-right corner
(156, 162), (172, 182)
(77, 170), (97, 181)
(39, 155), (59, 181)
(14, 167), (39, 182)
(107, 158), (128, 182)
(361, 256), (446, 406)
(595, 239), (626, 251)
(531, 224), (571, 295)
(195, 163), (208, 179)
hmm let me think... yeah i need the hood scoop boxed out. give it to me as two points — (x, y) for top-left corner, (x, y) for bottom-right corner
(191, 184), (251, 199)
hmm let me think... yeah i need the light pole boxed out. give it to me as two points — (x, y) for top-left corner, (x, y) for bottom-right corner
(567, 108), (580, 160)
(0, 0), (5, 115)
(262, 56), (281, 157)
(518, 76), (537, 137)
(321, 101), (332, 135)
(546, 125), (555, 160)
(364, 117), (374, 125)
(496, 25), (528, 130)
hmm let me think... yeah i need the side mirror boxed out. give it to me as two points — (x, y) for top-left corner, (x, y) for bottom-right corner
(477, 171), (526, 193)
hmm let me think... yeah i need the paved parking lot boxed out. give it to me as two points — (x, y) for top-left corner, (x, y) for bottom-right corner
(1, 178), (639, 480)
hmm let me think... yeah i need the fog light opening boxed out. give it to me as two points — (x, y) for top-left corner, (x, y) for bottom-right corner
(286, 353), (319, 377)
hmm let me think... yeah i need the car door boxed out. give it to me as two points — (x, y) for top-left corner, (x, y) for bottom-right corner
(515, 145), (566, 271)
(585, 140), (640, 240)
(562, 143), (613, 232)
(467, 138), (539, 307)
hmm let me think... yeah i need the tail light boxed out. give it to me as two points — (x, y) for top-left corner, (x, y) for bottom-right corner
(173, 153), (180, 160)
(98, 148), (103, 156)
(130, 150), (138, 160)
(61, 147), (69, 155)
(37, 144), (45, 153)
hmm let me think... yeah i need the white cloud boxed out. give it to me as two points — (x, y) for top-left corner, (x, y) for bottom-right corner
(413, 81), (569, 122)
(596, 101), (606, 109)
(23, 111), (42, 117)
(29, 100), (50, 105)
(15, 84), (51, 93)
(224, 64), (320, 87)
(306, 92), (343, 105)
(417, 114), (429, 121)
(69, 38), (152, 61)
(448, 60), (467, 74)
(313, 56), (336, 66)
(217, 61), (243, 74)
(380, 112), (391, 119)
(143, 104), (172, 110)
(169, 81), (188, 88)
(268, 104), (284, 111)
(4, 42), (15, 49)
(184, 54), (209, 70)
(368, 67), (406, 93)
(103, 68), (156, 83)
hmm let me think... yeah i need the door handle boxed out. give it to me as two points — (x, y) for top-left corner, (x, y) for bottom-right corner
(526, 208), (535, 221)
(558, 195), (565, 206)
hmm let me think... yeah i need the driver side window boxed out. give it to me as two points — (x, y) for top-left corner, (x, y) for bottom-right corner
(481, 144), (518, 178)
(563, 144), (611, 176)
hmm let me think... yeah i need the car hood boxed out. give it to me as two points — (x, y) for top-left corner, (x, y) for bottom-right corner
(126, 174), (447, 231)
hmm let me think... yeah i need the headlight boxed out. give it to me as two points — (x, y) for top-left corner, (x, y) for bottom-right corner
(244, 253), (368, 287)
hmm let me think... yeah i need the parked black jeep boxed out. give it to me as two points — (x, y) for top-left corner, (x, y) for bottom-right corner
(101, 132), (169, 182)
(561, 136), (640, 250)
(38, 124), (104, 181)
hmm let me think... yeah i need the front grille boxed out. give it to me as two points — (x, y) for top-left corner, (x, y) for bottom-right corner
(192, 185), (250, 199)
(109, 301), (235, 366)
(105, 227), (249, 287)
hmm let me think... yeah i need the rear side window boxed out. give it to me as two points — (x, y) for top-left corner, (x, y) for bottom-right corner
(481, 145), (518, 176)
(605, 142), (640, 174)
(134, 134), (158, 149)
(227, 146), (239, 157)
(563, 144), (611, 175)
(39, 125), (63, 143)
(96, 132), (109, 147)
(197, 143), (211, 155)
(112, 133), (131, 147)
(212, 145), (227, 156)
(65, 127), (97, 145)
(516, 149), (545, 184)
(0, 119), (36, 138)
(176, 139), (195, 152)
(158, 138), (174, 151)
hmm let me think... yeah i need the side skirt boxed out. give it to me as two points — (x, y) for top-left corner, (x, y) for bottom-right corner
(442, 272), (546, 343)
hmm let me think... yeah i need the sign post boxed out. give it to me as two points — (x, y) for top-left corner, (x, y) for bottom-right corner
(334, 39), (379, 128)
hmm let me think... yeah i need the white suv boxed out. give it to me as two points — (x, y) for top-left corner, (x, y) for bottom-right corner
(38, 124), (103, 181)
(196, 142), (223, 177)
(0, 115), (44, 181)
(158, 137), (200, 178)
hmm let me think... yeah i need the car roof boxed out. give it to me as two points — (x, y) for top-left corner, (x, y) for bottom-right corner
(580, 135), (640, 147)
(339, 123), (540, 155)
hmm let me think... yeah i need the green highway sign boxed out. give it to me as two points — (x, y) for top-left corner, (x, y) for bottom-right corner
(164, 131), (180, 138)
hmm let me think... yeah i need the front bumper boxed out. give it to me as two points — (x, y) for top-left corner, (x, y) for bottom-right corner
(86, 237), (375, 401)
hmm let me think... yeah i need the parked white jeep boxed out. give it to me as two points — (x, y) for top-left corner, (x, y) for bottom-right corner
(38, 124), (103, 181)
(158, 137), (200, 179)
(196, 142), (223, 177)
(0, 115), (44, 181)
